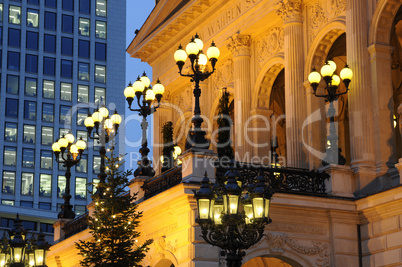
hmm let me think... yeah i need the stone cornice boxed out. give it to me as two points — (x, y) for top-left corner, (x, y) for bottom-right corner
(127, 0), (212, 64)
(276, 0), (302, 24)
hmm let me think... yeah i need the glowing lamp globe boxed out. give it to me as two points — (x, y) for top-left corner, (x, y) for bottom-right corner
(145, 89), (155, 101)
(321, 63), (334, 77)
(92, 110), (102, 122)
(140, 73), (151, 88)
(58, 137), (68, 148)
(70, 144), (79, 155)
(186, 40), (200, 56)
(340, 65), (353, 80)
(198, 52), (208, 66)
(84, 116), (95, 127)
(153, 81), (165, 95)
(207, 42), (220, 59)
(327, 60), (337, 73)
(52, 142), (61, 152)
(174, 145), (182, 156)
(104, 118), (113, 129)
(124, 84), (135, 98)
(308, 70), (321, 84)
(65, 133), (75, 144)
(174, 46), (188, 62)
(76, 138), (86, 151)
(110, 112), (122, 125)
(332, 74), (341, 86)
(99, 107), (109, 118)
(194, 34), (204, 50)
(133, 79), (145, 93)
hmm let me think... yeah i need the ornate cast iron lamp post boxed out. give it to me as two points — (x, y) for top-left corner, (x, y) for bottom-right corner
(124, 72), (165, 177)
(0, 214), (50, 267)
(174, 34), (220, 150)
(52, 133), (86, 219)
(84, 106), (122, 197)
(194, 170), (272, 267)
(308, 60), (353, 165)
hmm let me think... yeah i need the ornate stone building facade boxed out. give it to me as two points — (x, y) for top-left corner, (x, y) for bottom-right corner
(47, 0), (402, 266)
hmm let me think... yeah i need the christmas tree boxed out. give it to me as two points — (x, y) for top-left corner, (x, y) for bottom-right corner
(76, 145), (152, 267)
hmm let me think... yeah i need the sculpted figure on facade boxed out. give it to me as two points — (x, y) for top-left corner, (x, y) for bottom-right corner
(212, 58), (234, 99)
(256, 27), (284, 72)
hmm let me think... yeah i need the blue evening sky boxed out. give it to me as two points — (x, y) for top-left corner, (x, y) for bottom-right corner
(125, 1), (155, 169)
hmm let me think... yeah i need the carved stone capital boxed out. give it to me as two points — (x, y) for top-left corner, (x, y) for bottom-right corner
(227, 34), (251, 57)
(276, 0), (302, 24)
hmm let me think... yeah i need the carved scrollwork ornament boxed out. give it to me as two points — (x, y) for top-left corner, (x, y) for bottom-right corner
(276, 0), (303, 24)
(227, 34), (252, 57)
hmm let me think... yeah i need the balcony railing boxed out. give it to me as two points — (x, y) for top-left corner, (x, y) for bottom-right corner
(216, 161), (329, 195)
(63, 212), (88, 239)
(142, 166), (182, 199)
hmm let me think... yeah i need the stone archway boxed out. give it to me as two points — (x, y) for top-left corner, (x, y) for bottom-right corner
(251, 63), (285, 162)
(155, 259), (175, 267)
(369, 0), (402, 177)
(243, 256), (302, 267)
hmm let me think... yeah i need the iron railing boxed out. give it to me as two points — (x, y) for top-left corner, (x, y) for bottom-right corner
(216, 161), (329, 195)
(142, 166), (182, 199)
(63, 212), (88, 239)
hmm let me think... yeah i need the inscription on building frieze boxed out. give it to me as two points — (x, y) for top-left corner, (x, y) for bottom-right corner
(205, 0), (261, 38)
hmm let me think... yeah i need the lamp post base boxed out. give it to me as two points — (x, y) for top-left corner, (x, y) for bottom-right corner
(134, 158), (155, 177)
(185, 127), (210, 150)
(322, 147), (346, 166)
(57, 204), (75, 219)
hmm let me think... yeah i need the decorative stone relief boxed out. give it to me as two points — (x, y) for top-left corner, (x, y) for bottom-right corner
(227, 34), (252, 57)
(250, 232), (330, 266)
(276, 0), (302, 24)
(212, 59), (234, 99)
(307, 0), (346, 44)
(256, 27), (284, 72)
(143, 236), (178, 266)
(268, 222), (325, 235)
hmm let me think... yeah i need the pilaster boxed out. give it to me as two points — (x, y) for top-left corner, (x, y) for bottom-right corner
(227, 34), (253, 162)
(346, 0), (377, 193)
(277, 0), (307, 168)
(368, 44), (396, 176)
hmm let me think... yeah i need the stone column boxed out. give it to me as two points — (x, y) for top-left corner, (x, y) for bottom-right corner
(346, 0), (377, 193)
(227, 34), (253, 162)
(199, 80), (212, 140)
(277, 0), (307, 168)
(368, 44), (396, 176)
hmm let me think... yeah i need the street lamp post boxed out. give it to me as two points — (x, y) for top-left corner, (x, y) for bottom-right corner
(52, 133), (86, 219)
(124, 72), (165, 177)
(0, 214), (50, 267)
(174, 34), (220, 150)
(194, 169), (272, 267)
(308, 60), (353, 165)
(84, 106), (122, 197)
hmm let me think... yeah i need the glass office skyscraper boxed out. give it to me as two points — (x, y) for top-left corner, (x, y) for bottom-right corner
(0, 0), (126, 240)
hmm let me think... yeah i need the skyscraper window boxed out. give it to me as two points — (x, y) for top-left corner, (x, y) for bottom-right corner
(27, 31), (39, 50)
(96, 0), (107, 17)
(79, 18), (90, 36)
(9, 6), (21, 24)
(44, 12), (56, 30)
(27, 9), (39, 27)
(7, 75), (19, 94)
(25, 77), (37, 96)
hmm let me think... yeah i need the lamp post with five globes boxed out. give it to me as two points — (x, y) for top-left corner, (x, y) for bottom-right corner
(124, 72), (165, 177)
(52, 133), (86, 219)
(0, 214), (51, 267)
(84, 106), (122, 198)
(174, 34), (220, 150)
(308, 60), (353, 165)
